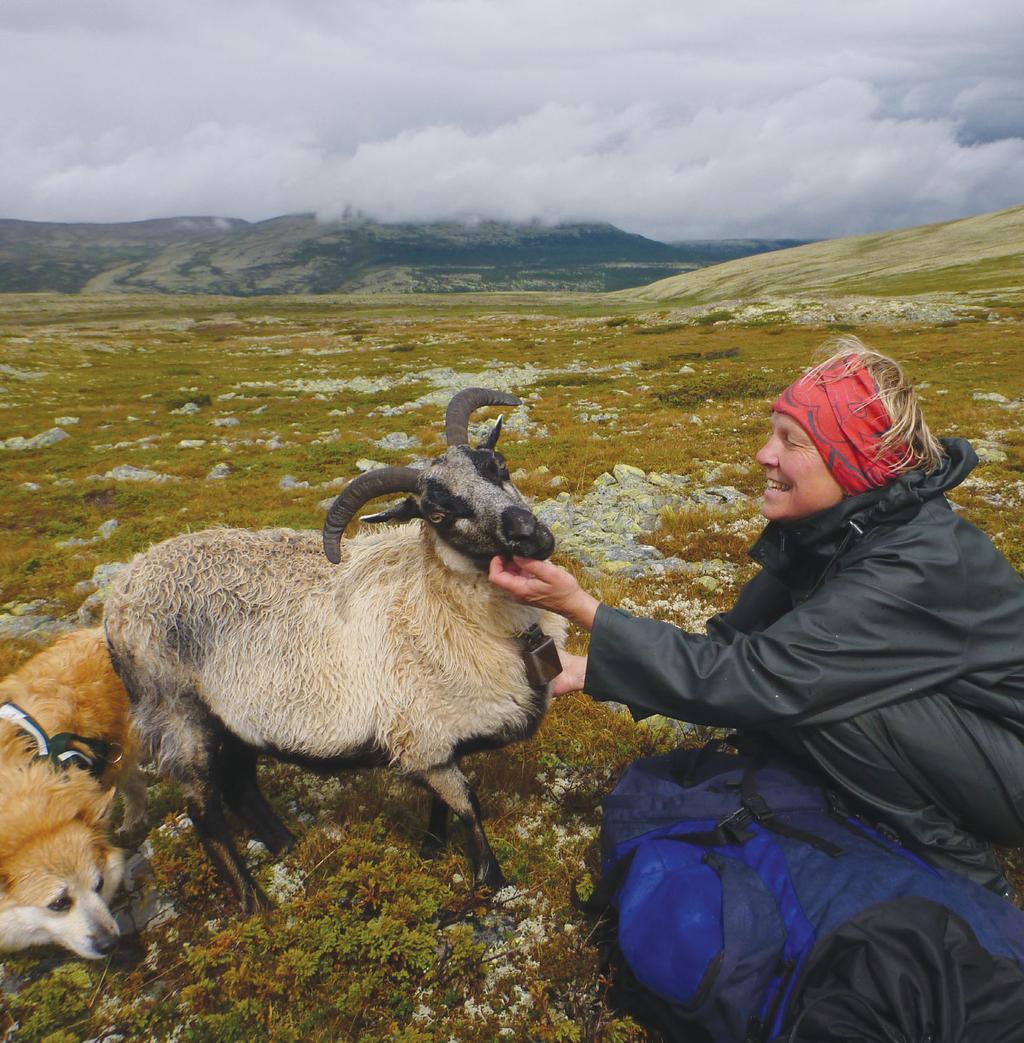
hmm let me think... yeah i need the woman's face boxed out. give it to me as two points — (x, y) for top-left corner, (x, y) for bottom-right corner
(756, 412), (844, 522)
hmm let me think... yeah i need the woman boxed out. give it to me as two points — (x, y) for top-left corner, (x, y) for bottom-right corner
(490, 338), (1024, 895)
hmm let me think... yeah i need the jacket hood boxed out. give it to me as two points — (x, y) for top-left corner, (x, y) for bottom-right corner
(750, 438), (977, 574)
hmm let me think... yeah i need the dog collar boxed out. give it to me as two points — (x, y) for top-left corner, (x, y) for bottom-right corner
(0, 701), (115, 779)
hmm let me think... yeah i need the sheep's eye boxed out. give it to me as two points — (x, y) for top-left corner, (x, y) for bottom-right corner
(94, 875), (104, 893)
(427, 511), (446, 524)
(48, 893), (72, 913)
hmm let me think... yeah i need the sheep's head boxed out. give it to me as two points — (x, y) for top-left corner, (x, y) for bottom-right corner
(322, 388), (554, 568)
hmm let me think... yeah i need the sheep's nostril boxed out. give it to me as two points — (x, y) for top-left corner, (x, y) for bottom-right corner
(501, 507), (538, 542)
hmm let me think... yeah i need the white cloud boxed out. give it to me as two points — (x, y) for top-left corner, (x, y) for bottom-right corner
(1, 0), (1022, 237)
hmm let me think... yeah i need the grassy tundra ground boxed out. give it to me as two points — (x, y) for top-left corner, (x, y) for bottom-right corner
(1, 289), (1023, 1041)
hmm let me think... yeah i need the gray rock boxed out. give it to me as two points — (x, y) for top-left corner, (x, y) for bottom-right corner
(113, 853), (178, 935)
(533, 464), (746, 578)
(95, 464), (176, 482)
(356, 458), (386, 472)
(971, 392), (1010, 404)
(177, 438), (207, 449)
(171, 401), (202, 415)
(1, 426), (70, 451)
(97, 519), (119, 539)
(975, 445), (1008, 463)
(211, 416), (240, 427)
(0, 613), (73, 643)
(373, 431), (420, 451)
(55, 415), (80, 425)
(207, 462), (232, 480)
(279, 474), (310, 490)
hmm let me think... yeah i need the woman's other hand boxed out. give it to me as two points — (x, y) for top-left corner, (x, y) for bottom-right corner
(551, 651), (588, 696)
(488, 556), (600, 631)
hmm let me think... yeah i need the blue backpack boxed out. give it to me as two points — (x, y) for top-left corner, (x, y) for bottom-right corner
(596, 742), (1024, 1042)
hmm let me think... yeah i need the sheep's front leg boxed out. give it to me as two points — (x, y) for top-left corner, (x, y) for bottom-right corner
(418, 764), (506, 890)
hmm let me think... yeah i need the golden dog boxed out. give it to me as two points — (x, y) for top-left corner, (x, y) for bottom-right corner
(0, 627), (146, 958)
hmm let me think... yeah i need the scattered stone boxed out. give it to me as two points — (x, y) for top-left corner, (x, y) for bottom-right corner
(113, 853), (178, 936)
(279, 474), (310, 490)
(373, 431), (420, 451)
(76, 561), (130, 623)
(0, 363), (46, 380)
(93, 465), (178, 482)
(56, 518), (118, 549)
(328, 407), (355, 416)
(212, 416), (240, 427)
(356, 458), (386, 472)
(171, 402), (202, 415)
(975, 444), (1009, 464)
(533, 463), (747, 578)
(1, 426), (70, 451)
(20, 481), (40, 491)
(55, 415), (80, 425)
(971, 392), (1010, 404)
(177, 439), (207, 448)
(207, 462), (232, 480)
(252, 404), (268, 414)
(0, 612), (72, 643)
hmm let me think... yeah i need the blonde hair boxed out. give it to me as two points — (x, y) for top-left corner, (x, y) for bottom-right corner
(807, 335), (946, 475)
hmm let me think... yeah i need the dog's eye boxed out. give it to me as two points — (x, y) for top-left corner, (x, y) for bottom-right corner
(94, 875), (104, 893)
(48, 893), (72, 913)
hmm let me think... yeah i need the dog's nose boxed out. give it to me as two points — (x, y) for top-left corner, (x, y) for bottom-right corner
(92, 930), (119, 956)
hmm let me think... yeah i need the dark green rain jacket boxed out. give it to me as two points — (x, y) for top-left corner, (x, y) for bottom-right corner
(586, 438), (1024, 732)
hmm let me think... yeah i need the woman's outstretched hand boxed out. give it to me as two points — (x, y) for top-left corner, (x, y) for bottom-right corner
(488, 555), (600, 632)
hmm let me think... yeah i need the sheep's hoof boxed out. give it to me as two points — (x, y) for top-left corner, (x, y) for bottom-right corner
(420, 834), (446, 860)
(475, 864), (507, 893)
(240, 884), (274, 914)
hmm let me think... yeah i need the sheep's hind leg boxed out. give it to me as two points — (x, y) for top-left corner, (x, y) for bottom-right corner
(216, 733), (296, 856)
(418, 764), (506, 890)
(420, 795), (449, 859)
(177, 731), (272, 913)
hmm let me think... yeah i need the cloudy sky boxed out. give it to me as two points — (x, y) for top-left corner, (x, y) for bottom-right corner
(2, 0), (1023, 240)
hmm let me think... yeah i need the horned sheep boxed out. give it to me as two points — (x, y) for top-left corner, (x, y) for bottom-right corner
(104, 389), (566, 911)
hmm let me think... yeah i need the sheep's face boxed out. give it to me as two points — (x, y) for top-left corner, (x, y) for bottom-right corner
(417, 445), (554, 567)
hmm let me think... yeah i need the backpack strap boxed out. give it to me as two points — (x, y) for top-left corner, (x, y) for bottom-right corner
(739, 764), (845, 858)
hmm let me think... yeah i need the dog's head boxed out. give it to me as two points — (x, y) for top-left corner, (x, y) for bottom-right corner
(0, 765), (125, 959)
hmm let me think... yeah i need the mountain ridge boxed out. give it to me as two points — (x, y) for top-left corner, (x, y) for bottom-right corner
(0, 214), (803, 296)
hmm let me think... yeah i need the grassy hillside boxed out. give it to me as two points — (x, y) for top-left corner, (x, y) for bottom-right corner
(617, 204), (1024, 304)
(1, 288), (1022, 1041)
(0, 215), (802, 296)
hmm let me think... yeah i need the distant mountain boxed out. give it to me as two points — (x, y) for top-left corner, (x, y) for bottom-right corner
(617, 205), (1024, 304)
(0, 214), (803, 295)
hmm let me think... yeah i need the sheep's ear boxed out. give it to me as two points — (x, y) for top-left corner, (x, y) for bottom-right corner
(476, 415), (504, 451)
(361, 497), (423, 525)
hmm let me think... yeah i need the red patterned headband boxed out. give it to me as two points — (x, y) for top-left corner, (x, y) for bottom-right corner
(772, 357), (909, 495)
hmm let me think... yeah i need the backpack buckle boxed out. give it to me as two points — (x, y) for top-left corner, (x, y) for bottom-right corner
(716, 807), (754, 844)
(742, 793), (774, 824)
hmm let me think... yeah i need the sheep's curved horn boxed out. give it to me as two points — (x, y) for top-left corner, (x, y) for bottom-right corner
(445, 388), (521, 447)
(322, 466), (422, 564)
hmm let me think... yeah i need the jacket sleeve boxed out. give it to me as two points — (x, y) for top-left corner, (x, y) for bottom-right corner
(584, 552), (969, 729)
